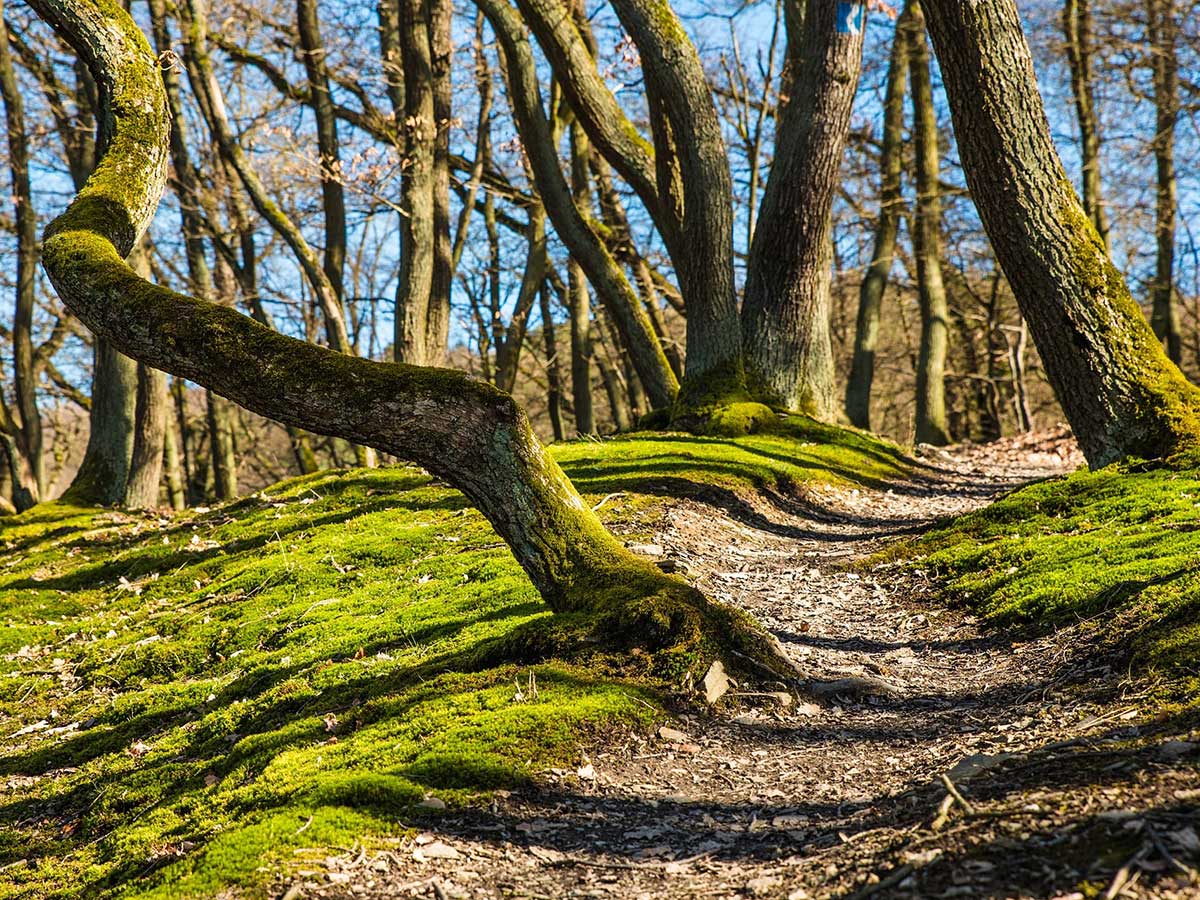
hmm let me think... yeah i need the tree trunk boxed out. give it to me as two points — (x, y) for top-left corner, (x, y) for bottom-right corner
(0, 4), (45, 500)
(1062, 0), (1110, 249)
(1148, 0), (1182, 365)
(582, 0), (743, 400)
(845, 4), (909, 430)
(64, 340), (138, 505)
(163, 407), (186, 509)
(124, 362), (168, 507)
(394, 0), (438, 366)
(908, 4), (950, 446)
(478, 0), (678, 410)
(922, 0), (1200, 466)
(741, 0), (865, 417)
(30, 0), (799, 681)
(539, 281), (565, 442)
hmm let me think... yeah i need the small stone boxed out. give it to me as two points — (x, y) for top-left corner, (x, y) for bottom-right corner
(703, 660), (730, 704)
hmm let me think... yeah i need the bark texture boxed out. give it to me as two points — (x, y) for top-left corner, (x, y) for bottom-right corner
(1062, 0), (1110, 248)
(922, 0), (1200, 466)
(845, 5), (910, 430)
(908, 5), (949, 446)
(741, 0), (865, 417)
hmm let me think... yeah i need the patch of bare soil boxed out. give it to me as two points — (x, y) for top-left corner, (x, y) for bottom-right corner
(296, 430), (1198, 900)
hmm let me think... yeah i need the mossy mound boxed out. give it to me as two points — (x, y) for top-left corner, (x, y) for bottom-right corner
(895, 459), (1200, 709)
(0, 422), (905, 898)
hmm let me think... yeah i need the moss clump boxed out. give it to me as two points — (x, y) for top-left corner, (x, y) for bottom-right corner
(893, 461), (1200, 708)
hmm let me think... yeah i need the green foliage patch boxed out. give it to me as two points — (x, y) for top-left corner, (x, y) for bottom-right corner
(0, 421), (906, 898)
(902, 462), (1200, 706)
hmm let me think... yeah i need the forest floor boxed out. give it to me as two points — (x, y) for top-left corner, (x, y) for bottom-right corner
(2, 422), (1198, 900)
(309, 431), (1200, 900)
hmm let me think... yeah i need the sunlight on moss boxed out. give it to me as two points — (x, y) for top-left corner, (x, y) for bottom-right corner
(0, 422), (905, 898)
(901, 462), (1200, 708)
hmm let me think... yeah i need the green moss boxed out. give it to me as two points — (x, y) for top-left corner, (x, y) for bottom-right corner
(0, 423), (905, 898)
(1055, 178), (1200, 464)
(891, 462), (1200, 708)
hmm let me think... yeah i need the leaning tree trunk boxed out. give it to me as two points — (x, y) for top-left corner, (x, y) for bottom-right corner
(922, 0), (1200, 466)
(741, 0), (865, 418)
(845, 3), (910, 430)
(28, 0), (798, 682)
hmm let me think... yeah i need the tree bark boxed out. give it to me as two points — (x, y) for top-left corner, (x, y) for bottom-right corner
(908, 5), (949, 446)
(539, 280), (565, 442)
(28, 0), (800, 682)
(741, 0), (865, 417)
(845, 4), (909, 430)
(605, 0), (742, 401)
(477, 0), (678, 409)
(1062, 0), (1110, 249)
(1148, 0), (1182, 365)
(922, 0), (1200, 466)
(0, 4), (45, 502)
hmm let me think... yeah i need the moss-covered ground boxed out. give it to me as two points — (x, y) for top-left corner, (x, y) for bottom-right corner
(896, 460), (1200, 709)
(0, 418), (910, 899)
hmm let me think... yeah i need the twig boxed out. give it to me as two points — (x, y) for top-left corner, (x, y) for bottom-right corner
(939, 774), (976, 816)
(1104, 848), (1146, 900)
(1147, 823), (1199, 882)
(295, 815), (314, 835)
(846, 863), (914, 900)
(590, 492), (626, 511)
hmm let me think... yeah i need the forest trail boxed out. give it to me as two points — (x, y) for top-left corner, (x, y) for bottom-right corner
(307, 434), (1200, 900)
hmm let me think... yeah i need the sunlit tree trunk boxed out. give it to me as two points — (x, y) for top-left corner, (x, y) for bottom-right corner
(909, 4), (949, 446)
(923, 0), (1200, 466)
(741, 0), (865, 417)
(845, 4), (910, 429)
(1148, 0), (1182, 364)
(1062, 0), (1110, 249)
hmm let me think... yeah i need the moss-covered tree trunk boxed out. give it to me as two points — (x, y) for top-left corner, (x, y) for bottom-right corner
(922, 0), (1200, 466)
(845, 4), (910, 430)
(29, 0), (798, 683)
(741, 0), (865, 418)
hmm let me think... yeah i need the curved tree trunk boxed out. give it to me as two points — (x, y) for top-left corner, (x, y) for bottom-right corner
(28, 0), (798, 681)
(477, 0), (678, 410)
(845, 5), (910, 430)
(604, 0), (743, 403)
(741, 0), (865, 418)
(922, 0), (1200, 466)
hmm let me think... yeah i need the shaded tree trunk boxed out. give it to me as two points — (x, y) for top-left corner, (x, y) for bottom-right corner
(922, 0), (1200, 466)
(909, 5), (949, 446)
(0, 5), (45, 503)
(845, 5), (910, 429)
(741, 0), (865, 417)
(539, 281), (565, 442)
(1148, 0), (1182, 364)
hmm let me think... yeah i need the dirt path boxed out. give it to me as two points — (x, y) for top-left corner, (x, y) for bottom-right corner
(306, 435), (1199, 900)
